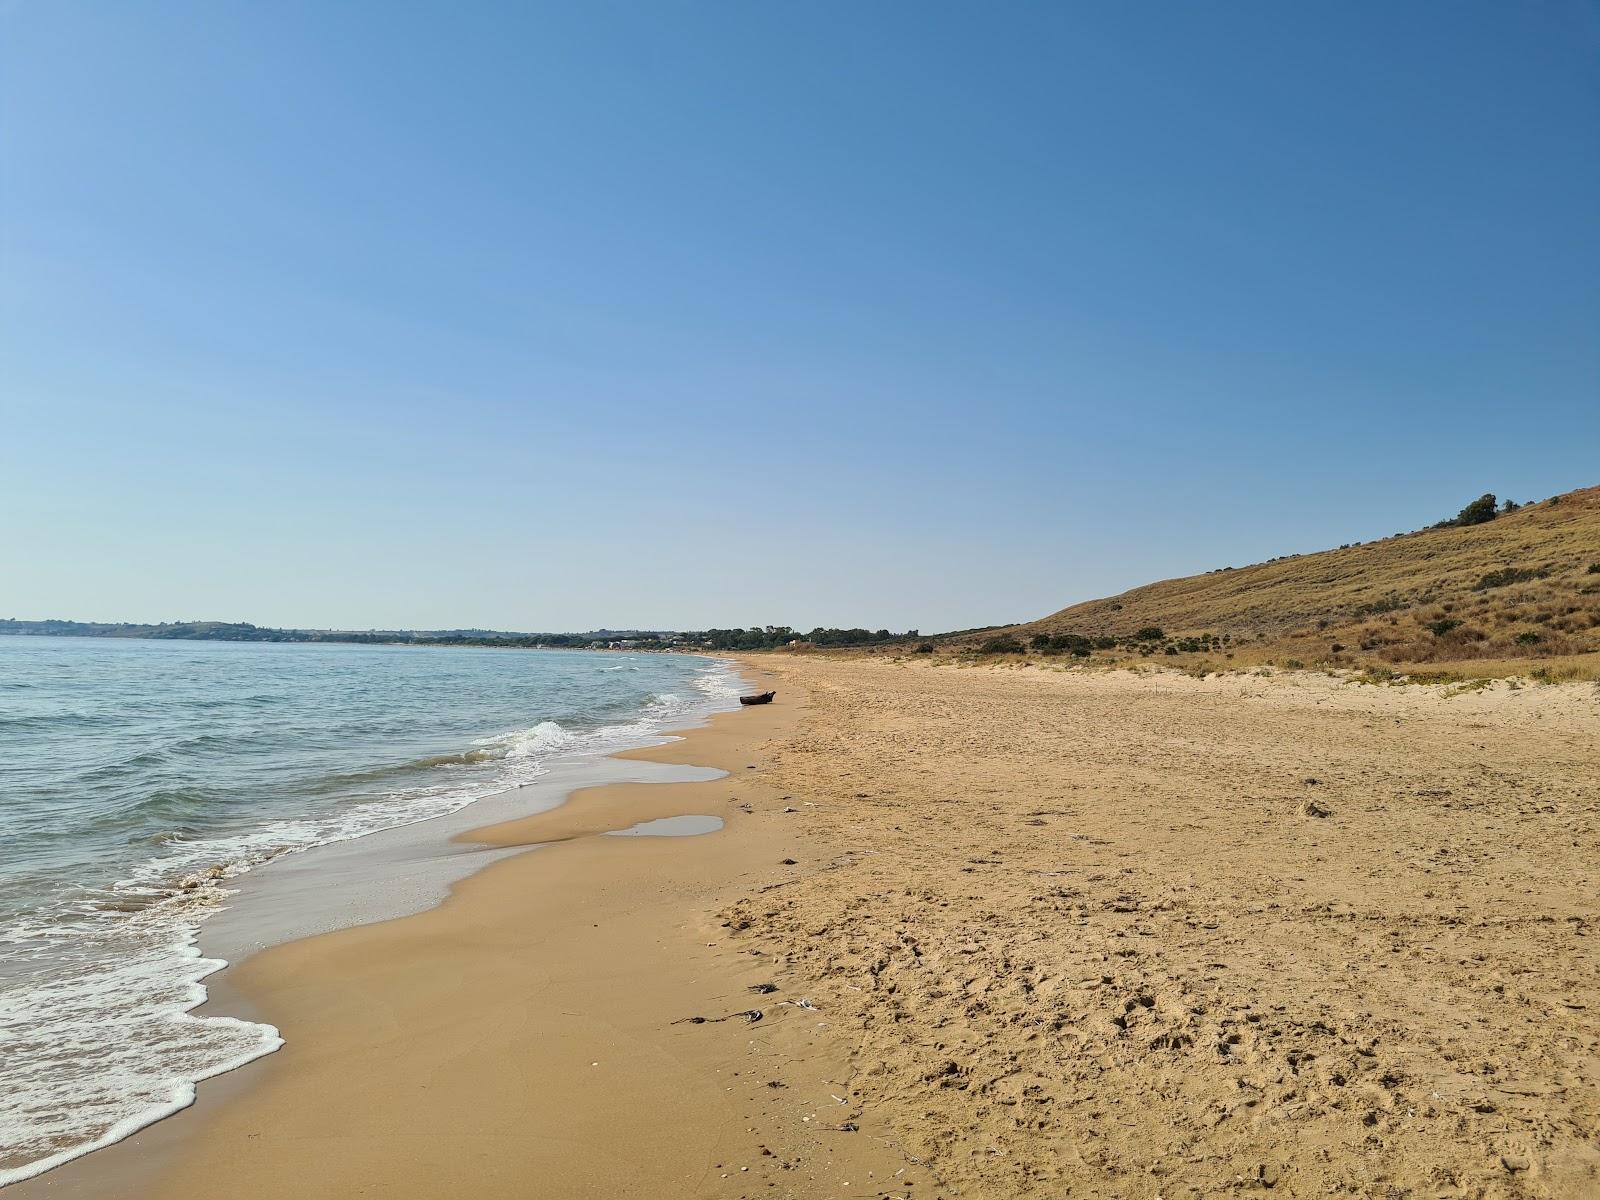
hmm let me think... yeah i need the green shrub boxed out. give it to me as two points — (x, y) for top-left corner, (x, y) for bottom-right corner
(1515, 631), (1541, 646)
(913, 642), (935, 654)
(1587, 563), (1600, 574)
(1426, 618), (1463, 637)
(1133, 626), (1165, 641)
(1043, 630), (1094, 659)
(1441, 493), (1498, 528)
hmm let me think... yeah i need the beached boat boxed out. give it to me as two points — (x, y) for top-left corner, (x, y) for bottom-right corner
(739, 690), (776, 706)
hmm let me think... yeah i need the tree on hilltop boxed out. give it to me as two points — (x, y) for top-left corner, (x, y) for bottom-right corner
(1438, 493), (1498, 528)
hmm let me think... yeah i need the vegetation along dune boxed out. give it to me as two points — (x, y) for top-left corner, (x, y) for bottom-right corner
(951, 487), (1600, 681)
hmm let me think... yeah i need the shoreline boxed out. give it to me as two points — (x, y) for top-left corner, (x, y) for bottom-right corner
(2, 654), (741, 1194)
(15, 653), (1597, 1197)
(10, 661), (913, 1199)
(2, 642), (744, 1190)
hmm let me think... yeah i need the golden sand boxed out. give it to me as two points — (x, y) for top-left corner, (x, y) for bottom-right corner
(18, 656), (1599, 1198)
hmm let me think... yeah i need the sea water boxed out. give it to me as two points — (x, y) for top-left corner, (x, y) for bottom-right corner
(0, 636), (738, 1185)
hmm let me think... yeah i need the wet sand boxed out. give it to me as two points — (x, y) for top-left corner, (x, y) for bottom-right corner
(11, 665), (912, 1199)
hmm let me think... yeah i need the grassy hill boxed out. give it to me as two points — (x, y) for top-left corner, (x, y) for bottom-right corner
(976, 485), (1600, 677)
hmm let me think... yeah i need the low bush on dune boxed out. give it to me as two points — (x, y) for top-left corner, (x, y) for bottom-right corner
(1031, 632), (1094, 657)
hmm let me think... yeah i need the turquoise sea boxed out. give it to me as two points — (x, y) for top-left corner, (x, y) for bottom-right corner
(0, 636), (737, 1185)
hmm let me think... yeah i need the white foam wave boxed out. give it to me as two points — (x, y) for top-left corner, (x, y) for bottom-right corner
(0, 920), (281, 1187)
(691, 660), (743, 701)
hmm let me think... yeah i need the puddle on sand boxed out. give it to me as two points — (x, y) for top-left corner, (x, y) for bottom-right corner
(606, 814), (724, 838)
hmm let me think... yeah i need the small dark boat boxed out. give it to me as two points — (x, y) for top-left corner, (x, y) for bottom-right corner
(739, 690), (776, 706)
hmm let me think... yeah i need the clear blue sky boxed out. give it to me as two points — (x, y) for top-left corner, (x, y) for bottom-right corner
(3, 2), (1596, 633)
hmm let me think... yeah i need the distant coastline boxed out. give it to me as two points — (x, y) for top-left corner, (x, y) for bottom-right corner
(0, 618), (682, 651)
(0, 619), (923, 653)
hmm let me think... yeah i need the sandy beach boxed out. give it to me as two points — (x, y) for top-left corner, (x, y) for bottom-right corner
(731, 657), (1599, 1198)
(10, 5), (1593, 1195)
(17, 655), (1599, 1199)
(11, 663), (911, 1198)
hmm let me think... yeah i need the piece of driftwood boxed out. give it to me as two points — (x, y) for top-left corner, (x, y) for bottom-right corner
(739, 691), (776, 706)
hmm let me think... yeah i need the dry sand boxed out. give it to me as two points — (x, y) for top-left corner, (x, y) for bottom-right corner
(16, 656), (1599, 1199)
(723, 656), (1599, 1199)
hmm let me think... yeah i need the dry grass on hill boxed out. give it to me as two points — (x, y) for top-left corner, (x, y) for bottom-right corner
(981, 486), (1600, 676)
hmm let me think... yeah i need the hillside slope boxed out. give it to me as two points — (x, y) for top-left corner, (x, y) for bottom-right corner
(997, 486), (1600, 668)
